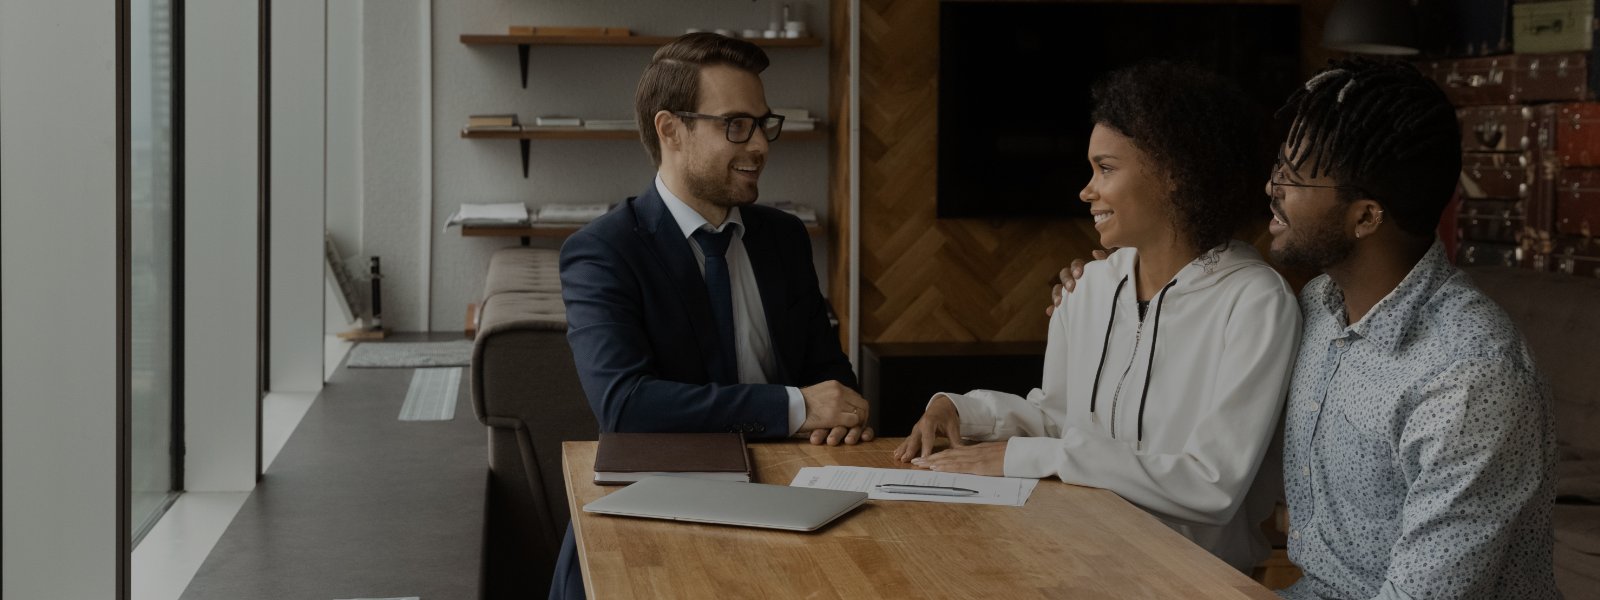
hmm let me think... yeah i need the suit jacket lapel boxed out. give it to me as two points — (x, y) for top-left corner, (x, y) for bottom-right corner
(632, 186), (727, 382)
(740, 211), (795, 383)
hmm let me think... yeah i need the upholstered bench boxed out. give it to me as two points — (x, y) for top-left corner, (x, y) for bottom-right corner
(470, 247), (596, 598)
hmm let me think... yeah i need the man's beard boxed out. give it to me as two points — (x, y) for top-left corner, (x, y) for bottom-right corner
(1271, 202), (1354, 271)
(684, 158), (758, 208)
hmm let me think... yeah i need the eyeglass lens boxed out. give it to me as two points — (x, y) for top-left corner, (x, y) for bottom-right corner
(725, 116), (783, 143)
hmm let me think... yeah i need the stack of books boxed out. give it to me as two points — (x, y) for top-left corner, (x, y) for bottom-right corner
(444, 203), (530, 229)
(774, 107), (817, 132)
(464, 114), (521, 133)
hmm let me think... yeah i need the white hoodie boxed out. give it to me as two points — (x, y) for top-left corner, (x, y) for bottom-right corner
(941, 241), (1302, 571)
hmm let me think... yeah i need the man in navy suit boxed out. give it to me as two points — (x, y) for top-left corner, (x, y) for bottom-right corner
(549, 33), (872, 599)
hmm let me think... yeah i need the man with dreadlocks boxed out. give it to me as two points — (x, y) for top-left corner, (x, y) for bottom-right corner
(1054, 58), (1557, 598)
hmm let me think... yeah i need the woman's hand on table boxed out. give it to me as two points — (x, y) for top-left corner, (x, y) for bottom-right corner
(893, 394), (966, 462)
(912, 441), (1008, 476)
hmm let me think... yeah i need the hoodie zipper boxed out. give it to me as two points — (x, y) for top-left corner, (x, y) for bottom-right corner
(1108, 313), (1145, 440)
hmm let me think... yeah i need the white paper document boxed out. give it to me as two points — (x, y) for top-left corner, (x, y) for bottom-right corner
(790, 466), (1038, 506)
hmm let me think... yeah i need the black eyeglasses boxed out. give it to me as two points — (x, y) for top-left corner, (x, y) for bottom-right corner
(1269, 150), (1361, 199)
(672, 111), (785, 143)
(1269, 174), (1353, 199)
(1268, 164), (1359, 199)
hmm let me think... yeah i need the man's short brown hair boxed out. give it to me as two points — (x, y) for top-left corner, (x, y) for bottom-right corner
(634, 33), (770, 167)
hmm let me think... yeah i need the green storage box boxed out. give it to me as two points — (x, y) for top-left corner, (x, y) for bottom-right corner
(1515, 0), (1598, 54)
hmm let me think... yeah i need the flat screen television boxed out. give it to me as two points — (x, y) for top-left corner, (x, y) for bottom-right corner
(937, 2), (1301, 219)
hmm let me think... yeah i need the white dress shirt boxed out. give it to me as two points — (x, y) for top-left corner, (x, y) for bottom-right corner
(656, 175), (807, 435)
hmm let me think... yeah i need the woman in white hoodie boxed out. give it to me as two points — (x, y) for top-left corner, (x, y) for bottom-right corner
(894, 63), (1302, 572)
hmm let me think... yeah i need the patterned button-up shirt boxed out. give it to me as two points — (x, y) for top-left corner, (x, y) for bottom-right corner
(1279, 242), (1557, 600)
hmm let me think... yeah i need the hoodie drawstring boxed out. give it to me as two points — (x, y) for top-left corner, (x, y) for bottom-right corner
(1135, 280), (1177, 451)
(1087, 275), (1177, 452)
(1087, 276), (1129, 420)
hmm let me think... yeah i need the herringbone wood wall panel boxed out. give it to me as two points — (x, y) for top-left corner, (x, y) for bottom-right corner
(845, 0), (1332, 345)
(856, 0), (1102, 343)
(828, 0), (853, 349)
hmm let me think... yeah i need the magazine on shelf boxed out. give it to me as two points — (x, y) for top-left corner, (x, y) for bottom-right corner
(535, 116), (583, 127)
(535, 203), (611, 224)
(773, 107), (810, 120)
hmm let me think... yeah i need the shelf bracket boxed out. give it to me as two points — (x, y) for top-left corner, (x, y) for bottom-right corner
(520, 139), (530, 178)
(518, 44), (530, 89)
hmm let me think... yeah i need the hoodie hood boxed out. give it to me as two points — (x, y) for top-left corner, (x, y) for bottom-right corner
(1101, 240), (1271, 299)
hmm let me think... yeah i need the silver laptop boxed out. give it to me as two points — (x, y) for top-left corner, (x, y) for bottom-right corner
(582, 475), (868, 532)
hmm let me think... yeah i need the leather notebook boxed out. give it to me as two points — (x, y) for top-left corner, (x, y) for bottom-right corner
(593, 432), (752, 485)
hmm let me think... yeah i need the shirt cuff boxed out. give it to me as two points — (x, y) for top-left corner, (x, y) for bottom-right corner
(1003, 435), (1059, 479)
(786, 386), (806, 436)
(937, 392), (995, 439)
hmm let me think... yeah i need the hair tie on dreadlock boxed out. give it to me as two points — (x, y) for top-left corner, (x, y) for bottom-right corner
(1305, 69), (1345, 91)
(1337, 78), (1358, 104)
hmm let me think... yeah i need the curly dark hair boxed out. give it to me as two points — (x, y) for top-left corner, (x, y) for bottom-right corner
(1277, 58), (1461, 239)
(1090, 62), (1273, 253)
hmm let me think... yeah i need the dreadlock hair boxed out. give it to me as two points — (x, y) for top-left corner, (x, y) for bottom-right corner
(1277, 58), (1462, 239)
(1090, 62), (1275, 254)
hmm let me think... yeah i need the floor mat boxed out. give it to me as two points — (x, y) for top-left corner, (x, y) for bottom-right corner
(398, 368), (460, 421)
(346, 340), (472, 368)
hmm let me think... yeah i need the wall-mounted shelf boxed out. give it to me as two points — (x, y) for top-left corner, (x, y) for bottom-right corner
(462, 221), (822, 245)
(461, 126), (827, 177)
(459, 34), (823, 87)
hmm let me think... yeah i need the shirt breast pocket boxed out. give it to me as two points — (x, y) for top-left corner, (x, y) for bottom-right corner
(1323, 408), (1405, 518)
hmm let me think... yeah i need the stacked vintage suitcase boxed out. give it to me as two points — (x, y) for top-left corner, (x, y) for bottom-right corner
(1418, 0), (1600, 278)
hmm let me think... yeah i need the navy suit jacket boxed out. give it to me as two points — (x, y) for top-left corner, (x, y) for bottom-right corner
(558, 184), (857, 438)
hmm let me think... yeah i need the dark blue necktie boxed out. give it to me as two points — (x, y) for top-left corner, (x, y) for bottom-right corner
(692, 227), (739, 383)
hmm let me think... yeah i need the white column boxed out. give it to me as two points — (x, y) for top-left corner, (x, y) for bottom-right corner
(185, 0), (262, 492)
(1, 0), (121, 596)
(269, 0), (328, 392)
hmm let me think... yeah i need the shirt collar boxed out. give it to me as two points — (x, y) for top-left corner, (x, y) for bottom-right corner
(1316, 240), (1452, 353)
(655, 174), (743, 240)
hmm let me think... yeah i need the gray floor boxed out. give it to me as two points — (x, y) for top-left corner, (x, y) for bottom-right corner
(181, 334), (486, 600)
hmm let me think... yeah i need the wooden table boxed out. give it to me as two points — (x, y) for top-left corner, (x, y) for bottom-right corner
(563, 438), (1277, 599)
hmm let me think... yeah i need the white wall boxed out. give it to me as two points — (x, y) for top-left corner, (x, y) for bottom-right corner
(185, 0), (261, 492)
(325, 0), (365, 336)
(269, 0), (328, 391)
(361, 0), (432, 331)
(1, 0), (122, 595)
(341, 0), (832, 331)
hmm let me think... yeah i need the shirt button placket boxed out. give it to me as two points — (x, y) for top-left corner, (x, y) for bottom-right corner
(1299, 336), (1347, 528)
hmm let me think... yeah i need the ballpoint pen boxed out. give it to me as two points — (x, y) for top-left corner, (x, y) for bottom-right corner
(875, 483), (980, 497)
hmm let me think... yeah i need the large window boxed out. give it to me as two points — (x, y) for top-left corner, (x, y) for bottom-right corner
(129, 0), (182, 545)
